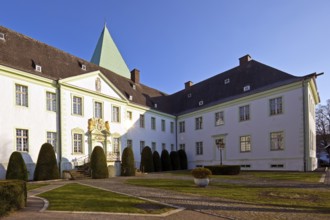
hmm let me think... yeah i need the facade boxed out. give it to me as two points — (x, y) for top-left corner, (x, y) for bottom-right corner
(0, 25), (321, 179)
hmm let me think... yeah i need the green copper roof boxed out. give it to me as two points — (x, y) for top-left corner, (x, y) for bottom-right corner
(91, 25), (130, 78)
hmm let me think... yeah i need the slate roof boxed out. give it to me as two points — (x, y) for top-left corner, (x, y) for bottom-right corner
(0, 25), (308, 116)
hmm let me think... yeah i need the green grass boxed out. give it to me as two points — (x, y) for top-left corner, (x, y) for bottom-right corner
(126, 178), (330, 213)
(27, 183), (49, 191)
(38, 183), (172, 214)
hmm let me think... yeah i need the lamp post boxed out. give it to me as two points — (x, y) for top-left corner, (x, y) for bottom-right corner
(216, 139), (225, 166)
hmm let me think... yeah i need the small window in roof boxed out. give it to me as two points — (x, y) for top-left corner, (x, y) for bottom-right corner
(35, 65), (42, 72)
(132, 84), (136, 90)
(154, 103), (158, 108)
(129, 95), (133, 101)
(0, 33), (5, 41)
(243, 85), (250, 92)
(224, 78), (230, 84)
(81, 64), (86, 71)
(199, 100), (204, 106)
(187, 93), (192, 98)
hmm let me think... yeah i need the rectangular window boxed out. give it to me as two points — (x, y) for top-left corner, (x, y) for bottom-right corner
(270, 131), (284, 151)
(127, 139), (132, 148)
(196, 142), (203, 155)
(179, 144), (185, 151)
(16, 129), (28, 152)
(195, 117), (203, 130)
(270, 97), (283, 115)
(140, 114), (145, 128)
(161, 119), (166, 132)
(179, 121), (185, 133)
(162, 143), (166, 151)
(112, 106), (120, 122)
(240, 135), (251, 152)
(16, 84), (28, 107)
(46, 92), (56, 112)
(113, 138), (120, 153)
(72, 96), (82, 115)
(270, 164), (284, 168)
(127, 111), (132, 120)
(94, 101), (103, 118)
(140, 141), (145, 153)
(73, 133), (83, 153)
(152, 142), (156, 152)
(151, 117), (156, 130)
(47, 132), (57, 150)
(215, 111), (224, 126)
(170, 122), (174, 133)
(239, 105), (250, 121)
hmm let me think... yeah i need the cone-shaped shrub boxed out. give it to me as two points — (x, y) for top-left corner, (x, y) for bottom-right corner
(6, 152), (28, 181)
(121, 147), (135, 176)
(90, 146), (109, 179)
(170, 151), (181, 170)
(178, 149), (188, 170)
(152, 151), (161, 172)
(140, 146), (154, 173)
(34, 143), (59, 181)
(161, 149), (172, 171)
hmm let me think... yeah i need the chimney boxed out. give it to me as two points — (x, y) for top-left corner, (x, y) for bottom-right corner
(185, 81), (193, 90)
(239, 54), (252, 66)
(130, 68), (140, 84)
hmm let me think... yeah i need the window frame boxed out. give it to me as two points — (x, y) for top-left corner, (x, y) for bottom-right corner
(240, 135), (251, 152)
(161, 119), (166, 132)
(112, 105), (120, 123)
(269, 97), (283, 116)
(196, 141), (203, 155)
(46, 131), (57, 151)
(15, 84), (28, 107)
(46, 91), (56, 112)
(16, 129), (29, 152)
(270, 131), (284, 151)
(94, 101), (103, 119)
(215, 111), (224, 126)
(72, 95), (83, 116)
(195, 116), (203, 130)
(140, 114), (145, 128)
(239, 105), (250, 122)
(179, 121), (185, 133)
(151, 117), (156, 130)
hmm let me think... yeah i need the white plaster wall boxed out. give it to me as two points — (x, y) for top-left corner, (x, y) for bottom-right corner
(0, 73), (57, 179)
(179, 87), (307, 171)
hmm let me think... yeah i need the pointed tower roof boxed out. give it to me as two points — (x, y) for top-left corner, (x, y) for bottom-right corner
(91, 25), (131, 78)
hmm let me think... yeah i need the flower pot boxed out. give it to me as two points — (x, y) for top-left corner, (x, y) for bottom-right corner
(194, 177), (209, 187)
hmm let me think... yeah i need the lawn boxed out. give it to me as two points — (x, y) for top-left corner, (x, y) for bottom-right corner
(126, 171), (330, 213)
(38, 183), (172, 214)
(27, 183), (49, 191)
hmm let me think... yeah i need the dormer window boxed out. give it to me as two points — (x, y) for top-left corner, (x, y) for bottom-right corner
(81, 64), (86, 71)
(154, 103), (158, 108)
(129, 95), (133, 101)
(187, 93), (192, 98)
(224, 78), (230, 84)
(243, 85), (250, 92)
(132, 84), (136, 90)
(0, 33), (5, 41)
(35, 65), (42, 72)
(199, 100), (204, 106)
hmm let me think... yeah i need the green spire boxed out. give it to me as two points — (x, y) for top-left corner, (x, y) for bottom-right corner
(91, 24), (130, 78)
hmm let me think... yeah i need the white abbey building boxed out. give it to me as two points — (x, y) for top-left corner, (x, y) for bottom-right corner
(0, 25), (321, 179)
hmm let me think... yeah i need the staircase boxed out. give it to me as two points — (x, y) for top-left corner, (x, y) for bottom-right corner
(69, 163), (91, 180)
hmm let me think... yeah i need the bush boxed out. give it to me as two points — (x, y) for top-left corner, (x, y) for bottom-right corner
(161, 149), (172, 171)
(6, 152), (28, 181)
(178, 149), (188, 170)
(0, 180), (26, 217)
(34, 143), (60, 181)
(204, 165), (240, 175)
(121, 147), (135, 176)
(191, 167), (212, 179)
(170, 151), (181, 170)
(140, 146), (154, 173)
(152, 151), (162, 172)
(90, 146), (109, 179)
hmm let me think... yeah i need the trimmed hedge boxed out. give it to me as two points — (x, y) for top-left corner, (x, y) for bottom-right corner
(204, 165), (240, 175)
(121, 147), (135, 176)
(177, 149), (188, 170)
(34, 143), (60, 181)
(140, 146), (154, 173)
(6, 152), (28, 181)
(90, 146), (109, 179)
(170, 151), (181, 170)
(0, 180), (26, 217)
(152, 151), (162, 172)
(161, 149), (172, 171)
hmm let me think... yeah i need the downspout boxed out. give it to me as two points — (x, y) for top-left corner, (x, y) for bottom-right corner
(56, 80), (62, 176)
(302, 78), (307, 172)
(175, 116), (178, 151)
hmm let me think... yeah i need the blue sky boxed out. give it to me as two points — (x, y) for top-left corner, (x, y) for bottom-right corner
(1, 0), (329, 104)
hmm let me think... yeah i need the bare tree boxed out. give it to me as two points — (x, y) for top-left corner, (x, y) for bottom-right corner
(316, 99), (330, 151)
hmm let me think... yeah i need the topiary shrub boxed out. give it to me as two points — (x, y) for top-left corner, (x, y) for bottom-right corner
(170, 151), (181, 170)
(34, 143), (59, 181)
(0, 180), (27, 217)
(6, 152), (28, 181)
(90, 146), (109, 179)
(152, 151), (162, 172)
(161, 149), (172, 171)
(140, 146), (154, 173)
(204, 165), (241, 175)
(178, 149), (188, 170)
(121, 147), (135, 176)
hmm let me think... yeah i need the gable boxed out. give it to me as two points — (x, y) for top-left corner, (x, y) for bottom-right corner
(59, 71), (126, 100)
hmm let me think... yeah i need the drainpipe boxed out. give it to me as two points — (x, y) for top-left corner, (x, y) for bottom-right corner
(302, 78), (308, 172)
(56, 80), (62, 176)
